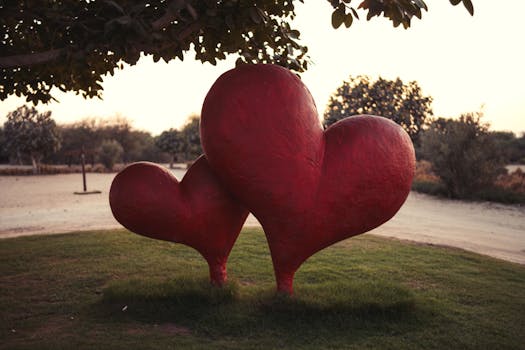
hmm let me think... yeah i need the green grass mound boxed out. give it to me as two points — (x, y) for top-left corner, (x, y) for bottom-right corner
(1, 228), (524, 349)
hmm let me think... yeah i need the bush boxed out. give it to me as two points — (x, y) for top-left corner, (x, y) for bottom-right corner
(421, 113), (507, 199)
(474, 186), (525, 204)
(97, 139), (123, 171)
(413, 160), (440, 183)
(411, 161), (525, 204)
(411, 181), (448, 197)
(496, 168), (525, 194)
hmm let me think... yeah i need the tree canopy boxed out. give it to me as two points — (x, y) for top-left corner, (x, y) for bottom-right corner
(155, 128), (185, 167)
(3, 105), (61, 173)
(1, 0), (474, 104)
(323, 75), (433, 145)
(179, 114), (203, 160)
(155, 114), (203, 164)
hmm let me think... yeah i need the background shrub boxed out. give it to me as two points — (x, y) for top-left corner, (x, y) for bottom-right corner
(421, 112), (507, 199)
(97, 139), (123, 171)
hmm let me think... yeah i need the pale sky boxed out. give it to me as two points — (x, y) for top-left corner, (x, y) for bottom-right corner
(1, 1), (524, 135)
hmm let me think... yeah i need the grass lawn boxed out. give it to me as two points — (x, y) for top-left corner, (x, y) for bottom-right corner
(1, 228), (524, 349)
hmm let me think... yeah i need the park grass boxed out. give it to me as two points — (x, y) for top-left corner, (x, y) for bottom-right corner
(1, 228), (524, 350)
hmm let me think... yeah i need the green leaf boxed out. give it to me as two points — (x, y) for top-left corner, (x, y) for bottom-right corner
(175, 49), (184, 61)
(351, 7), (359, 19)
(288, 29), (300, 39)
(344, 13), (353, 28)
(331, 7), (345, 29)
(235, 57), (244, 66)
(413, 0), (428, 11)
(462, 0), (474, 16)
(449, 0), (462, 5)
(413, 6), (422, 20)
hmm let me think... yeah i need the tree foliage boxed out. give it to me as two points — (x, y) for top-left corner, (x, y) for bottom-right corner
(329, 0), (473, 30)
(323, 75), (433, 145)
(97, 139), (124, 170)
(512, 135), (525, 164)
(154, 114), (203, 165)
(421, 112), (507, 198)
(50, 116), (167, 165)
(180, 114), (203, 161)
(0, 108), (206, 169)
(0, 127), (9, 163)
(3, 105), (61, 173)
(490, 131), (525, 164)
(155, 128), (185, 168)
(0, 0), (474, 104)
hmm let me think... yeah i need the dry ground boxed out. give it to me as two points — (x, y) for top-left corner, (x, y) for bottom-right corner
(1, 170), (524, 264)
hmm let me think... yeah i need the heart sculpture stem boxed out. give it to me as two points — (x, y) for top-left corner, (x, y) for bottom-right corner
(109, 156), (248, 286)
(207, 257), (228, 286)
(201, 64), (415, 294)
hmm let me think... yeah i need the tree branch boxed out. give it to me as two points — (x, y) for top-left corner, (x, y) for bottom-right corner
(151, 9), (179, 31)
(0, 48), (65, 69)
(0, 9), (198, 69)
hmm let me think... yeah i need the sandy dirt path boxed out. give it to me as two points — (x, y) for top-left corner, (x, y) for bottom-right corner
(1, 172), (524, 264)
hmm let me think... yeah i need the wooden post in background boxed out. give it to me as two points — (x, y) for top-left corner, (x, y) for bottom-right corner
(81, 146), (87, 192)
(74, 146), (101, 195)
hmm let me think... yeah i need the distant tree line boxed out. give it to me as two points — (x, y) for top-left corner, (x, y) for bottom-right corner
(2, 80), (525, 202)
(0, 105), (203, 173)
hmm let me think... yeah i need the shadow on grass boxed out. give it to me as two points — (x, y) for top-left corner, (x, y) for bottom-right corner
(92, 275), (427, 344)
(260, 281), (417, 318)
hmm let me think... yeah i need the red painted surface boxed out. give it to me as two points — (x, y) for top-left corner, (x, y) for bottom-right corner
(109, 156), (248, 285)
(201, 64), (415, 294)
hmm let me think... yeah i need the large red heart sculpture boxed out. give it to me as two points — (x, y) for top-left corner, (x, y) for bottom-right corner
(201, 64), (415, 294)
(109, 156), (248, 285)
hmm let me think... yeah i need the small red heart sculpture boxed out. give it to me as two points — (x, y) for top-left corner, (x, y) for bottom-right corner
(109, 156), (248, 285)
(201, 64), (415, 294)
